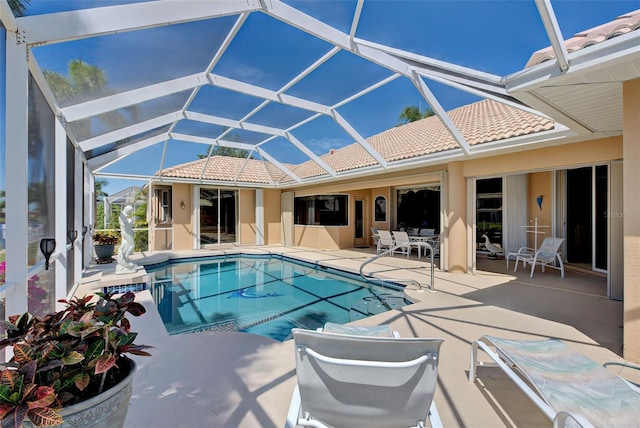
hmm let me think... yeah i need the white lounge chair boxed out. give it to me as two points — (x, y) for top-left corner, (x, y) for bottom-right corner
(377, 230), (408, 256)
(513, 236), (565, 278)
(376, 230), (394, 255)
(469, 335), (640, 428)
(371, 227), (380, 247)
(392, 230), (416, 258)
(286, 328), (444, 428)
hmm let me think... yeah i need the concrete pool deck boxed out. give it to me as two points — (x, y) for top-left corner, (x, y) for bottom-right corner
(78, 245), (629, 427)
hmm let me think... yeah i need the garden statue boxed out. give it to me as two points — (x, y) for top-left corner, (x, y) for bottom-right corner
(116, 205), (138, 274)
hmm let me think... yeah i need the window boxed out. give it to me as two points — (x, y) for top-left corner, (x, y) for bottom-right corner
(374, 196), (387, 222)
(294, 195), (348, 226)
(155, 187), (172, 224)
(476, 178), (503, 250)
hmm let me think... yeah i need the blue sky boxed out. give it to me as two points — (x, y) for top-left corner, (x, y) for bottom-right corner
(3, 0), (640, 196)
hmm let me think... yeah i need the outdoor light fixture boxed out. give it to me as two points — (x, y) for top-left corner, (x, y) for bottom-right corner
(180, 201), (186, 209)
(39, 238), (56, 270)
(536, 195), (543, 210)
(68, 229), (78, 244)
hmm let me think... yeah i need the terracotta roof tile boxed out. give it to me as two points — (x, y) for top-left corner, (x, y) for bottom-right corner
(159, 99), (553, 185)
(161, 157), (284, 184)
(526, 9), (640, 67)
(291, 99), (553, 179)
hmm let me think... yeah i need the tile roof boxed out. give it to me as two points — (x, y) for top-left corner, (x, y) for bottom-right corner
(290, 99), (554, 179)
(526, 9), (640, 68)
(159, 99), (554, 185)
(160, 156), (290, 184)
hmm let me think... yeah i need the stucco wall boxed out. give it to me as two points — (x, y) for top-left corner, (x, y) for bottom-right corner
(447, 162), (466, 273)
(463, 137), (622, 178)
(172, 183), (193, 251)
(239, 189), (256, 244)
(623, 79), (640, 362)
(294, 225), (343, 249)
(527, 171), (552, 248)
(371, 186), (391, 241)
(149, 183), (173, 251)
(264, 189), (282, 245)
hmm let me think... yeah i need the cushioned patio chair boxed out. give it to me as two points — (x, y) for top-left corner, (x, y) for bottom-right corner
(469, 335), (640, 428)
(513, 237), (565, 278)
(286, 328), (444, 428)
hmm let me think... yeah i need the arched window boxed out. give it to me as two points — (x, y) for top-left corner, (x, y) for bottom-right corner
(374, 196), (387, 222)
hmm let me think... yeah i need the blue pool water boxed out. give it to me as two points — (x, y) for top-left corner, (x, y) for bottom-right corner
(145, 254), (408, 341)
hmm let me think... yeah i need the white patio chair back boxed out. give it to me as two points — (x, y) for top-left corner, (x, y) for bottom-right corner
(289, 328), (443, 428)
(371, 227), (380, 247)
(514, 237), (565, 278)
(391, 230), (412, 257)
(427, 233), (440, 257)
(376, 230), (394, 254)
(537, 237), (564, 261)
(419, 228), (435, 237)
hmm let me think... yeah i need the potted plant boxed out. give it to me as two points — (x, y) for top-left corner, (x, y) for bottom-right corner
(0, 292), (152, 427)
(92, 232), (119, 262)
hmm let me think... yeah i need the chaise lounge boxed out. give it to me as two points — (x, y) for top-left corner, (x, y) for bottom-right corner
(468, 335), (640, 427)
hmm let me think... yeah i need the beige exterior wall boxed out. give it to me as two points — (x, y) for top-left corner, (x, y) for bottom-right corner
(295, 226), (343, 249)
(291, 169), (441, 250)
(463, 137), (622, 178)
(149, 184), (173, 252)
(371, 186), (391, 245)
(527, 172), (553, 248)
(239, 189), (256, 244)
(264, 189), (282, 245)
(623, 79), (640, 362)
(149, 132), (625, 274)
(447, 162), (466, 273)
(293, 189), (370, 249)
(172, 183), (194, 251)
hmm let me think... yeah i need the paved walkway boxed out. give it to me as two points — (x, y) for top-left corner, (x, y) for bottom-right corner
(78, 246), (627, 427)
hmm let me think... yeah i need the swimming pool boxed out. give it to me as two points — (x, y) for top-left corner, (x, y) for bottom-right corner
(145, 254), (408, 341)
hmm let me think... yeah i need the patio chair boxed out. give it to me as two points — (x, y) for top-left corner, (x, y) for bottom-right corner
(419, 228), (435, 237)
(376, 230), (394, 255)
(371, 227), (380, 247)
(392, 230), (416, 258)
(469, 335), (640, 428)
(425, 233), (440, 258)
(513, 237), (565, 278)
(286, 328), (444, 428)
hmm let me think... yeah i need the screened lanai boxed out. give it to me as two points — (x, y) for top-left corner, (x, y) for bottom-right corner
(2, 0), (640, 361)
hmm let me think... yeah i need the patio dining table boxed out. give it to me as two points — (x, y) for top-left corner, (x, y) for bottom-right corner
(408, 235), (438, 258)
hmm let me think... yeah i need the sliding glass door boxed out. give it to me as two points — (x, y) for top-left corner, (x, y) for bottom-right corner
(199, 188), (238, 247)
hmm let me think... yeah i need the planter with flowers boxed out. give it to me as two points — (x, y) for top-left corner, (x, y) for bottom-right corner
(92, 232), (119, 263)
(0, 292), (152, 427)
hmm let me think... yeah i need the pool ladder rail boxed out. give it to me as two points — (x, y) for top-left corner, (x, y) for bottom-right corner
(359, 242), (435, 293)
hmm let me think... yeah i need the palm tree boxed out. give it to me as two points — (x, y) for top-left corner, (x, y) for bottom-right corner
(44, 59), (139, 141)
(95, 179), (108, 201)
(8, 0), (30, 17)
(197, 132), (251, 159)
(399, 105), (435, 125)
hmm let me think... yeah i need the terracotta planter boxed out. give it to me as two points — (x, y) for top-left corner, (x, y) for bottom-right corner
(25, 359), (136, 428)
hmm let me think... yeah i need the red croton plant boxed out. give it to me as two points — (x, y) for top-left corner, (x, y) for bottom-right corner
(0, 292), (152, 427)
